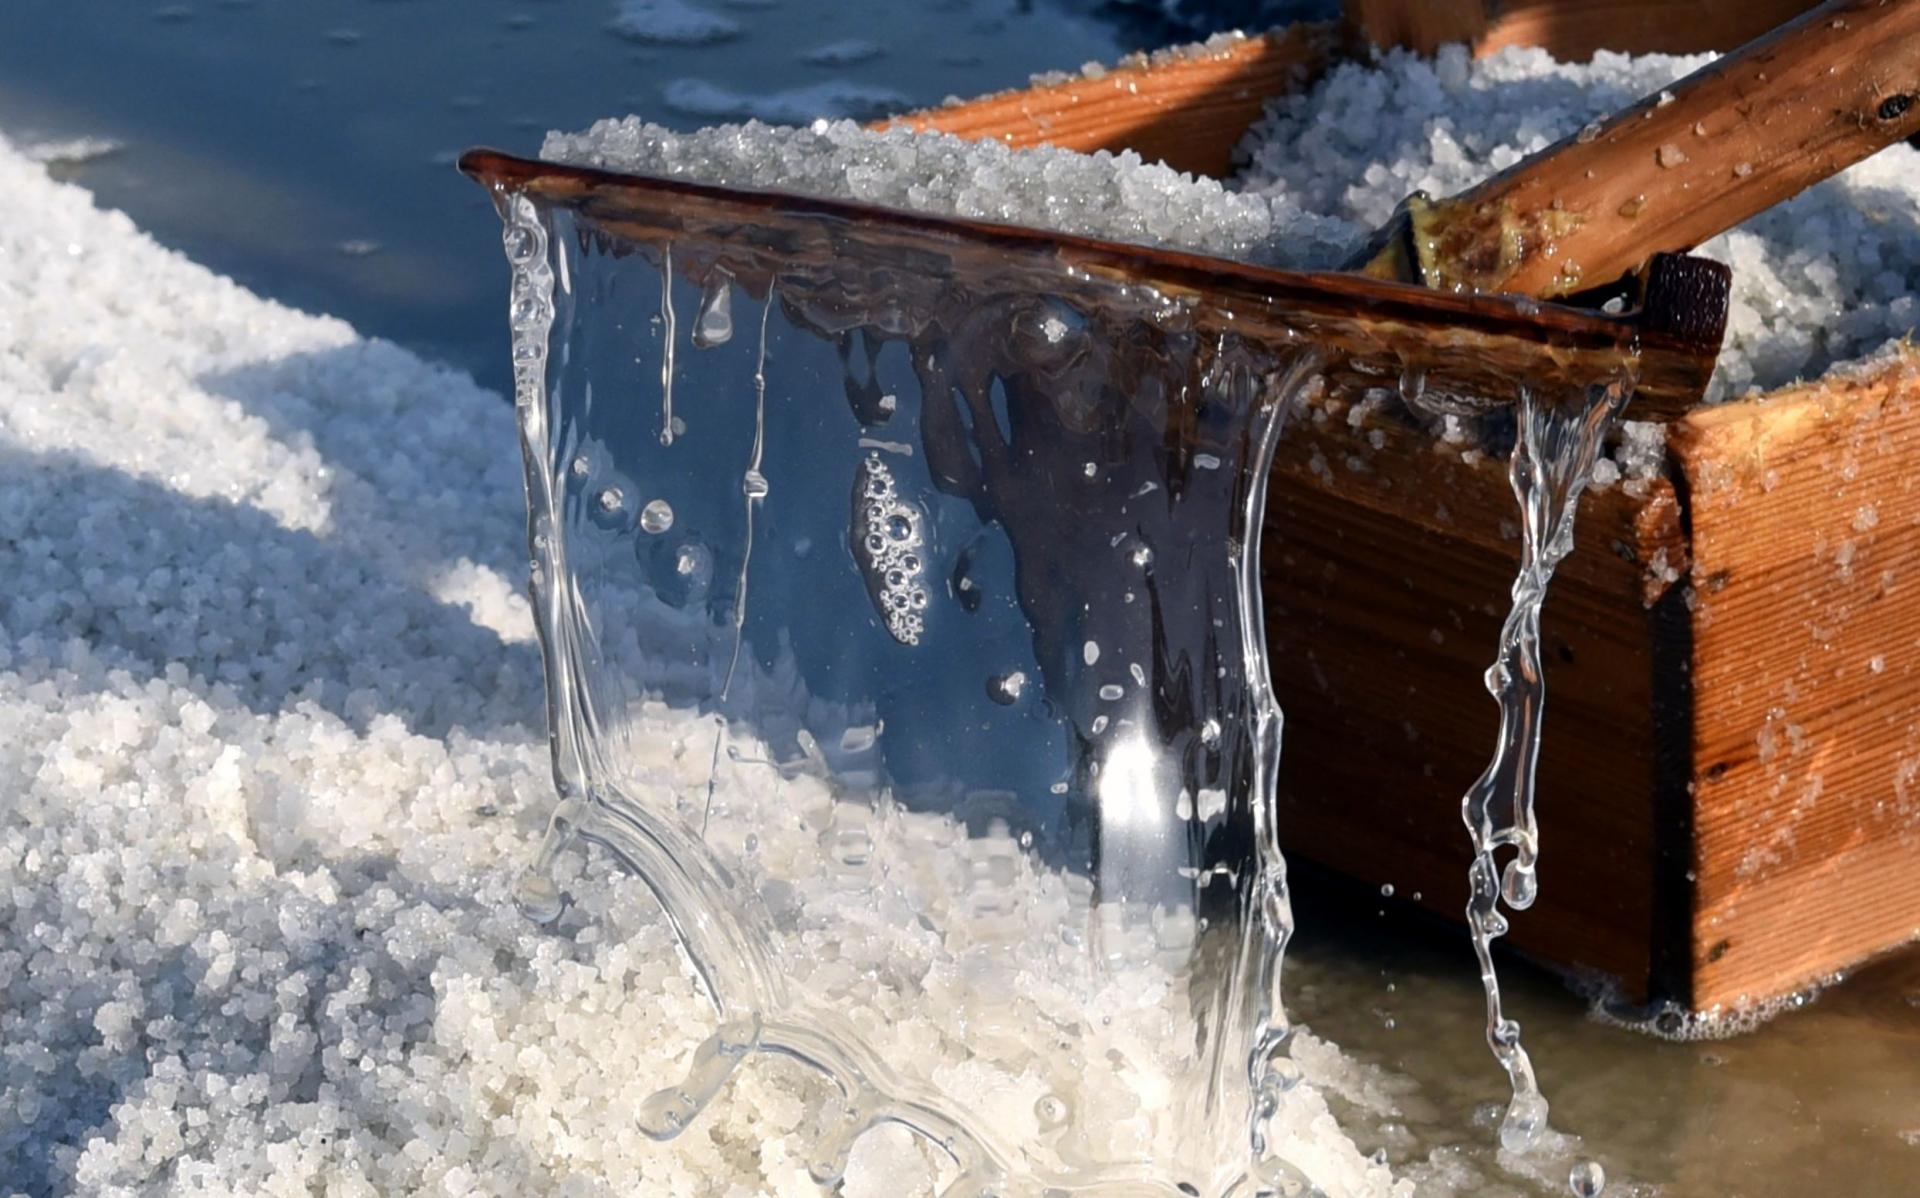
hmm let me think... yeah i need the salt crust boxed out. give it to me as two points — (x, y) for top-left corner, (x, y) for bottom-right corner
(0, 132), (1403, 1196)
(546, 43), (1920, 485)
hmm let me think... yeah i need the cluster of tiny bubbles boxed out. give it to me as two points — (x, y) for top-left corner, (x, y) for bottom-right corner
(1569, 1159), (1606, 1196)
(639, 497), (675, 534)
(851, 452), (931, 645)
(986, 670), (1027, 706)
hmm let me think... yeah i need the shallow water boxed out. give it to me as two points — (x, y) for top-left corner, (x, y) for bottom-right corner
(0, 0), (1161, 395)
(5, 4), (1916, 1195)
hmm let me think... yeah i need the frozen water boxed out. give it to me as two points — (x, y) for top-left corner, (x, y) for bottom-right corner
(482, 165), (1386, 1194)
(0, 127), (1402, 1196)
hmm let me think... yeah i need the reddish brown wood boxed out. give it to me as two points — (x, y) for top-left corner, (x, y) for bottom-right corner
(1347, 0), (1824, 58)
(877, 25), (1336, 178)
(1672, 349), (1920, 1007)
(1384, 0), (1920, 298)
(1263, 407), (1690, 1001)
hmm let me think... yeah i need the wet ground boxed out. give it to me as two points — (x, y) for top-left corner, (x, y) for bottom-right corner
(2, 3), (1914, 1194)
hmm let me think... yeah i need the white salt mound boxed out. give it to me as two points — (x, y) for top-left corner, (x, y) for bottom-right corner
(539, 116), (1359, 268)
(0, 130), (1397, 1196)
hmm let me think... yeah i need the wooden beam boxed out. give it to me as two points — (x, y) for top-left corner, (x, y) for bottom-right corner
(1344, 0), (1825, 58)
(878, 25), (1336, 178)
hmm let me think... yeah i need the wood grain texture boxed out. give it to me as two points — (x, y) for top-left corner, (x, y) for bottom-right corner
(1417, 0), (1920, 299)
(1672, 347), (1920, 1007)
(877, 25), (1334, 179)
(1348, 0), (1823, 57)
(1263, 402), (1690, 1001)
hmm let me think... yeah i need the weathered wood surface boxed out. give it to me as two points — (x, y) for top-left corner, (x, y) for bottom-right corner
(1374, 0), (1920, 299)
(1673, 347), (1920, 1007)
(1347, 0), (1824, 58)
(880, 24), (1334, 178)
(1263, 403), (1692, 1002)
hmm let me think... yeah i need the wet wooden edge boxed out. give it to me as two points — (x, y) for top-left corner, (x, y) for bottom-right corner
(459, 148), (1723, 419)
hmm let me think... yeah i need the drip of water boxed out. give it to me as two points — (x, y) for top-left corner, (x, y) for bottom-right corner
(1461, 375), (1632, 1153)
(660, 243), (678, 445)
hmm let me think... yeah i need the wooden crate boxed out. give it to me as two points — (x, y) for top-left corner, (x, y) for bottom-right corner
(886, 5), (1920, 1009)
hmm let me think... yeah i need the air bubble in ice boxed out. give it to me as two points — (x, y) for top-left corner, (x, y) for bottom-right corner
(986, 672), (1026, 705)
(598, 486), (626, 514)
(514, 869), (563, 925)
(693, 272), (735, 348)
(1569, 1159), (1606, 1196)
(1099, 684), (1124, 701)
(639, 498), (675, 533)
(742, 469), (769, 499)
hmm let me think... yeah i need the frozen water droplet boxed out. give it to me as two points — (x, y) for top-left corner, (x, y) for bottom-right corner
(1502, 861), (1538, 909)
(504, 224), (539, 264)
(1200, 718), (1221, 748)
(1500, 1091), (1548, 1153)
(571, 454), (591, 477)
(514, 869), (563, 924)
(1655, 142), (1689, 168)
(742, 469), (769, 499)
(1193, 452), (1221, 470)
(639, 498), (674, 533)
(692, 274), (734, 347)
(597, 486), (625, 514)
(1131, 544), (1153, 568)
(1569, 1159), (1606, 1196)
(1083, 461), (1098, 478)
(987, 671), (1026, 705)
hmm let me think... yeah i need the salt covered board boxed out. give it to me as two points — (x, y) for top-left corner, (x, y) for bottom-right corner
(891, 17), (1920, 1011)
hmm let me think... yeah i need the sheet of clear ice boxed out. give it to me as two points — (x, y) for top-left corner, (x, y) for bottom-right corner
(494, 185), (1327, 1196)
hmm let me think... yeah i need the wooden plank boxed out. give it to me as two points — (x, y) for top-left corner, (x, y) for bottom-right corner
(1264, 401), (1690, 1001)
(879, 25), (1335, 178)
(1672, 348), (1920, 1007)
(1346, 0), (1824, 58)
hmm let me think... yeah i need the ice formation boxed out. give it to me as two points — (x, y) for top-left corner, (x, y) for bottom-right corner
(0, 129), (1401, 1195)
(488, 169), (1358, 1194)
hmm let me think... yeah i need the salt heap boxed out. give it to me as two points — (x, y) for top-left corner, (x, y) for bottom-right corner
(0, 129), (1400, 1195)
